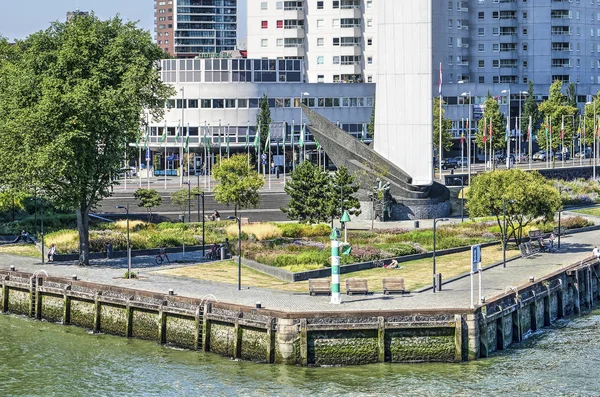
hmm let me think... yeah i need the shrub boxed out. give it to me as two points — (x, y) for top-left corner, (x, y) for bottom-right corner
(123, 271), (137, 279)
(226, 223), (282, 241)
(561, 216), (593, 230)
(277, 223), (330, 238)
(385, 244), (417, 257)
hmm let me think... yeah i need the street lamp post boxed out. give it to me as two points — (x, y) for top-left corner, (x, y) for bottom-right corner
(115, 204), (131, 278)
(461, 92), (472, 185)
(432, 218), (449, 293)
(502, 199), (516, 268)
(517, 91), (528, 163)
(502, 89), (511, 169)
(183, 181), (191, 223)
(587, 100), (597, 179)
(194, 191), (205, 257)
(300, 92), (309, 163)
(227, 216), (242, 290)
(40, 198), (44, 265)
(459, 177), (465, 223)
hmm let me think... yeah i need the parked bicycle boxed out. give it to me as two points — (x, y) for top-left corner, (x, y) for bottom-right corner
(155, 248), (170, 265)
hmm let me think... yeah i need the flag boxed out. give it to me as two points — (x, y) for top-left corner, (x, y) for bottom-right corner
(226, 128), (230, 156)
(253, 125), (260, 149)
(282, 123), (287, 145)
(361, 123), (366, 142)
(299, 124), (305, 148)
(489, 118), (493, 140)
(483, 118), (487, 143)
(577, 120), (581, 137)
(263, 129), (270, 152)
(175, 123), (180, 142)
(545, 121), (549, 138)
(460, 118), (465, 143)
(245, 124), (250, 148)
(438, 62), (442, 95)
(561, 118), (564, 140)
(505, 117), (510, 142)
(550, 120), (553, 137)
(143, 132), (148, 151)
(185, 134), (189, 151)
(203, 127), (210, 148)
(315, 140), (321, 150)
(136, 135), (139, 150)
(160, 127), (167, 144)
(527, 117), (532, 142)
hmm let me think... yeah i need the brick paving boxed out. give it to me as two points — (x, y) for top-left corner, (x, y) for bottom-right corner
(2, 225), (598, 313)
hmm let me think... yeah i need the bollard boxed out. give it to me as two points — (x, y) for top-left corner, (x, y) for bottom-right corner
(72, 275), (78, 281)
(436, 273), (443, 291)
(255, 302), (262, 309)
(168, 289), (174, 296)
(414, 220), (420, 229)
(9, 265), (15, 271)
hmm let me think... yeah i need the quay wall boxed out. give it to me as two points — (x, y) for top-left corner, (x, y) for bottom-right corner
(1, 258), (598, 367)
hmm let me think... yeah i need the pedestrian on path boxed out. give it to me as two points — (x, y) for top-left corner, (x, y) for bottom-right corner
(47, 244), (56, 262)
(593, 246), (600, 261)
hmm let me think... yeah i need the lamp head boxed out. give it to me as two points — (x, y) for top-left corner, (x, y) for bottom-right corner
(302, 92), (310, 96)
(501, 89), (509, 94)
(115, 205), (124, 209)
(460, 92), (470, 96)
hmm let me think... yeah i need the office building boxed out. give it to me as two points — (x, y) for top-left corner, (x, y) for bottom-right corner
(154, 0), (237, 58)
(247, 0), (377, 83)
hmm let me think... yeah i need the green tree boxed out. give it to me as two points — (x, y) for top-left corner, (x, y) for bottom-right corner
(475, 94), (506, 150)
(537, 80), (577, 151)
(566, 82), (577, 109)
(212, 154), (265, 216)
(256, 94), (272, 151)
(520, 81), (541, 135)
(0, 15), (173, 265)
(433, 97), (453, 152)
(171, 187), (203, 219)
(367, 101), (375, 139)
(583, 91), (600, 148)
(134, 188), (162, 222)
(282, 161), (332, 224)
(328, 166), (361, 220)
(466, 169), (560, 244)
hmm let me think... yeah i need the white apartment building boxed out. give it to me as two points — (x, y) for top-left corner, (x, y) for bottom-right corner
(247, 0), (377, 83)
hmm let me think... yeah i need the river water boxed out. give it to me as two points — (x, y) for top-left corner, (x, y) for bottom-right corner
(1, 313), (600, 397)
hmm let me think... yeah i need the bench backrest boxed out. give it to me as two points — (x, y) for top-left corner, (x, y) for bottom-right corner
(382, 277), (405, 290)
(528, 230), (542, 238)
(553, 226), (566, 235)
(346, 278), (368, 290)
(309, 278), (331, 289)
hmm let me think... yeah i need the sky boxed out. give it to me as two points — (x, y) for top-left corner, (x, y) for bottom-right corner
(2, 0), (247, 42)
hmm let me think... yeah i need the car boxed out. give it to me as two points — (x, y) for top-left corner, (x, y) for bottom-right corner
(554, 151), (570, 161)
(532, 150), (554, 161)
(575, 148), (593, 159)
(441, 158), (458, 170)
(454, 156), (469, 167)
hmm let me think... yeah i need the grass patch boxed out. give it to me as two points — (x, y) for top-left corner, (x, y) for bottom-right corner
(157, 245), (516, 293)
(572, 207), (600, 217)
(0, 244), (41, 257)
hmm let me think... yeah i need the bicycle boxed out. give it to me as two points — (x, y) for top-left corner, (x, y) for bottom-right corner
(155, 249), (170, 265)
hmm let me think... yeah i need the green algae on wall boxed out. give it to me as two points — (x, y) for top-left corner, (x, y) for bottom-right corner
(210, 322), (235, 357)
(487, 320), (498, 354)
(165, 315), (197, 349)
(41, 295), (64, 324)
(70, 300), (95, 330)
(132, 310), (159, 341)
(7, 289), (30, 316)
(387, 329), (455, 362)
(310, 330), (379, 366)
(240, 327), (268, 362)
(100, 305), (127, 336)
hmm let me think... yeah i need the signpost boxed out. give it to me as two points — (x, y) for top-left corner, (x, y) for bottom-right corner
(470, 244), (482, 308)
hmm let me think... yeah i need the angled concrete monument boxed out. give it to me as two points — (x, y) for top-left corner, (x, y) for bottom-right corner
(301, 0), (450, 220)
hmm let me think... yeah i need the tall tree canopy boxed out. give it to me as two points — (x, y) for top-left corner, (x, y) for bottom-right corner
(520, 80), (541, 135)
(475, 94), (506, 150)
(433, 97), (453, 152)
(256, 94), (272, 150)
(0, 15), (173, 264)
(537, 80), (577, 151)
(212, 154), (265, 216)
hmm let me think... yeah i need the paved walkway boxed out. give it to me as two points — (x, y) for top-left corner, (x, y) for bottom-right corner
(2, 226), (598, 313)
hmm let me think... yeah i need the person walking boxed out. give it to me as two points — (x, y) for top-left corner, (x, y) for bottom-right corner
(593, 246), (600, 261)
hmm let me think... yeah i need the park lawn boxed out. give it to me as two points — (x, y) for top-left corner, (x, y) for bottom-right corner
(0, 244), (41, 257)
(572, 207), (600, 217)
(156, 245), (517, 293)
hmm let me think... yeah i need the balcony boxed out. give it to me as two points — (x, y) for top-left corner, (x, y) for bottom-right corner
(340, 63), (363, 75)
(340, 7), (362, 19)
(283, 46), (305, 57)
(340, 45), (363, 56)
(283, 27), (305, 39)
(283, 9), (304, 20)
(339, 27), (362, 38)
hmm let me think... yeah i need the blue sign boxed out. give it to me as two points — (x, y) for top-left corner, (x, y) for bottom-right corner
(261, 153), (267, 160)
(145, 147), (150, 161)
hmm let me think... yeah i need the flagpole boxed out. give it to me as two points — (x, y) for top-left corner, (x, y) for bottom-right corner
(208, 124), (212, 192)
(562, 115), (565, 168)
(438, 62), (443, 181)
(303, 123), (306, 163)
(186, 123), (190, 185)
(146, 118), (150, 189)
(291, 120), (295, 172)
(258, 123), (261, 174)
(218, 119), (222, 163)
(490, 118), (494, 171)
(461, 118), (464, 174)
(268, 133), (271, 191)
(247, 121), (250, 168)
(484, 117), (487, 170)
(227, 123), (230, 159)
(283, 121), (287, 185)
(528, 116), (532, 170)
(203, 122), (207, 190)
(124, 148), (127, 190)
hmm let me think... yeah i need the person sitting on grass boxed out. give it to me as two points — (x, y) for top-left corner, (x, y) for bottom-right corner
(211, 210), (220, 221)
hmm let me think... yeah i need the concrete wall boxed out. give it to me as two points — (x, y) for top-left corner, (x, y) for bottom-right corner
(375, 0), (433, 186)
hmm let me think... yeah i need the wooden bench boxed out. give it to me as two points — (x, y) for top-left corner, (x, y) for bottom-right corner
(309, 278), (331, 296)
(346, 278), (369, 295)
(528, 230), (542, 239)
(382, 277), (407, 295)
(553, 226), (566, 236)
(525, 241), (540, 255)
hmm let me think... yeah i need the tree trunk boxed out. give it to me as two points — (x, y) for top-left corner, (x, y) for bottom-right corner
(76, 205), (90, 266)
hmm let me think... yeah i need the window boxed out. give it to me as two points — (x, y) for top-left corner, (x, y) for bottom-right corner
(317, 38), (324, 46)
(333, 56), (340, 64)
(478, 12), (484, 20)
(367, 56), (373, 64)
(448, 37), (453, 47)
(261, 20), (268, 29)
(277, 38), (283, 47)
(317, 19), (324, 28)
(332, 19), (340, 28)
(277, 20), (283, 28)
(367, 38), (373, 46)
(478, 43), (485, 52)
(276, 1), (283, 10)
(367, 19), (373, 28)
(317, 1), (323, 9)
(317, 56), (325, 64)
(261, 39), (268, 47)
(317, 75), (324, 83)
(261, 1), (268, 10)
(478, 28), (485, 36)
(478, 60), (485, 68)
(333, 37), (340, 46)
